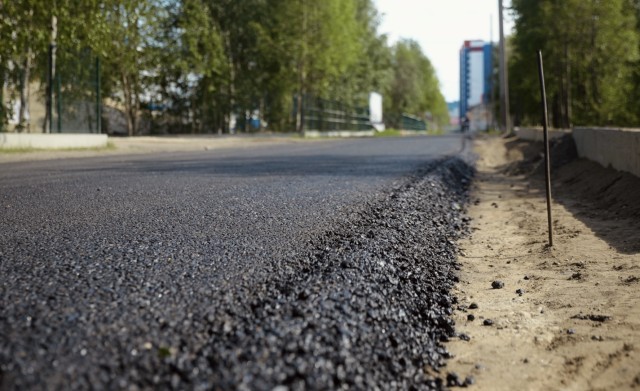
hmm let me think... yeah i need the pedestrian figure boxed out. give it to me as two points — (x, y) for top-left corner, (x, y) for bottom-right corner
(461, 116), (470, 133)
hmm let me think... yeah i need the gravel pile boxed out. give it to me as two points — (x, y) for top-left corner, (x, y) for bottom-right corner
(1, 156), (474, 390)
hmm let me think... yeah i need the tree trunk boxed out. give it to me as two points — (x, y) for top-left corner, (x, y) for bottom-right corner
(566, 45), (572, 128)
(224, 33), (235, 134)
(259, 96), (265, 131)
(0, 67), (5, 132)
(562, 42), (572, 128)
(296, 0), (308, 135)
(121, 72), (134, 136)
(18, 50), (32, 133)
(191, 95), (196, 134)
(295, 87), (303, 133)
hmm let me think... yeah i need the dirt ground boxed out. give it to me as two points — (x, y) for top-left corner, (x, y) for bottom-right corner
(446, 135), (640, 390)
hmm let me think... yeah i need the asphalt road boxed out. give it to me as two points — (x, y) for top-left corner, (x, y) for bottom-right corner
(0, 135), (467, 389)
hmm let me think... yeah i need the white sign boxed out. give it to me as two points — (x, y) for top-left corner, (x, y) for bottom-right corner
(369, 92), (385, 131)
(468, 51), (484, 107)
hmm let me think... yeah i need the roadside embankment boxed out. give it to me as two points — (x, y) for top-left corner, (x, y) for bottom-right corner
(446, 135), (640, 390)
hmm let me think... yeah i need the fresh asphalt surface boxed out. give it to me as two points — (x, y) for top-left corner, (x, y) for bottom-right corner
(1, 136), (461, 285)
(0, 135), (466, 389)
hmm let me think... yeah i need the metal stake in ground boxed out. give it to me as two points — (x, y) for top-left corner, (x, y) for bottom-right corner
(536, 50), (554, 247)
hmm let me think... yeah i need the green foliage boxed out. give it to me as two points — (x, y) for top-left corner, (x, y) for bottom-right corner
(385, 40), (449, 129)
(1, 0), (449, 134)
(510, 0), (640, 127)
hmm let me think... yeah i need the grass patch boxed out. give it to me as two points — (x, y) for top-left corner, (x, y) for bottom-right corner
(375, 128), (446, 137)
(0, 142), (116, 154)
(374, 128), (403, 137)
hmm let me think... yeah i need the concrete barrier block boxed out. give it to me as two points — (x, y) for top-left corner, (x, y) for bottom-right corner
(516, 127), (640, 178)
(573, 127), (640, 178)
(515, 127), (571, 142)
(0, 133), (108, 150)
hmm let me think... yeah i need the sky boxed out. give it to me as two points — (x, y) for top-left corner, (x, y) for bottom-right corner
(375, 0), (514, 103)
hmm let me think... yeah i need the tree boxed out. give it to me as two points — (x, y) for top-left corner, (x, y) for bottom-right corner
(510, 0), (639, 127)
(1, 0), (451, 134)
(627, 0), (640, 125)
(256, 0), (361, 133)
(385, 40), (448, 129)
(144, 0), (225, 134)
(327, 0), (392, 108)
(0, 0), (50, 132)
(81, 0), (163, 136)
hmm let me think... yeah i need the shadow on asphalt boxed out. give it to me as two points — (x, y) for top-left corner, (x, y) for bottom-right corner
(48, 136), (465, 178)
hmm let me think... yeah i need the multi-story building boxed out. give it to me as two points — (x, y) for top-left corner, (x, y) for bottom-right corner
(459, 40), (493, 131)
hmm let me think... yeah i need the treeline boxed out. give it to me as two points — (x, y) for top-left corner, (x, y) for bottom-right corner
(0, 0), (448, 135)
(509, 0), (640, 128)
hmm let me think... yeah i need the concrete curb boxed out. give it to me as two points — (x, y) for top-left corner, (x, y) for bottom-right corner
(304, 130), (375, 138)
(0, 133), (108, 150)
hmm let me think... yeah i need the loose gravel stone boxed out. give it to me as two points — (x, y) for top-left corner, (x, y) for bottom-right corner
(467, 314), (476, 321)
(492, 280), (505, 289)
(446, 372), (462, 387)
(464, 375), (475, 386)
(570, 272), (583, 280)
(469, 302), (479, 309)
(516, 288), (525, 296)
(483, 319), (495, 326)
(571, 314), (612, 322)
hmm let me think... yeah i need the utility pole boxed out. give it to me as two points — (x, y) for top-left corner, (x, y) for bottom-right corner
(498, 0), (511, 135)
(489, 14), (495, 131)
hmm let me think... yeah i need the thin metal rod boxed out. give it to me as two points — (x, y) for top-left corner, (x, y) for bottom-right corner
(537, 50), (553, 247)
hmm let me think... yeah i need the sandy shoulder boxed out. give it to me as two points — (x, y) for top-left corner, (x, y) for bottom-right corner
(445, 136), (640, 390)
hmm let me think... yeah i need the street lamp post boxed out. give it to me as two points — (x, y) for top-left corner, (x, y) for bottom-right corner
(498, 0), (511, 135)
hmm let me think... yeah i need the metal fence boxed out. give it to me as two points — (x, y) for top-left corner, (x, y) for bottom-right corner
(51, 47), (101, 133)
(385, 113), (428, 131)
(297, 95), (372, 132)
(0, 46), (101, 134)
(400, 113), (427, 131)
